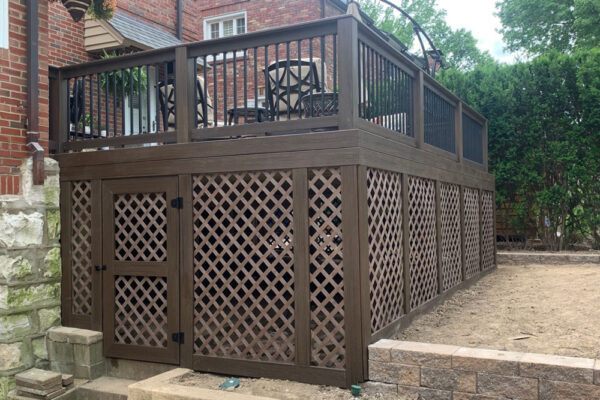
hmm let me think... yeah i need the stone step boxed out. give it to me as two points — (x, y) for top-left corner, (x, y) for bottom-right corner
(106, 358), (177, 381)
(76, 377), (135, 400)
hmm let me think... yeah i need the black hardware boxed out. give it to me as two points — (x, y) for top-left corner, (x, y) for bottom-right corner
(172, 332), (184, 344)
(94, 265), (106, 271)
(171, 197), (183, 209)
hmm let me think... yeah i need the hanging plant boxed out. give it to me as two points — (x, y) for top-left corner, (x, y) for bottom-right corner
(58, 0), (116, 22)
(87, 0), (117, 20)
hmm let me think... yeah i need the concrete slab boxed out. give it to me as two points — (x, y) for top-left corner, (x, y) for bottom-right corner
(77, 376), (135, 400)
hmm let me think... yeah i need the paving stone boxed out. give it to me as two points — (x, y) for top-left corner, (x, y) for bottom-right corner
(539, 379), (600, 399)
(14, 369), (62, 390)
(397, 384), (451, 400)
(369, 360), (420, 386)
(66, 330), (102, 346)
(369, 339), (397, 362)
(390, 341), (459, 368)
(476, 373), (538, 400)
(453, 393), (507, 400)
(421, 367), (476, 393)
(519, 352), (594, 384)
(453, 347), (523, 376)
(46, 328), (80, 343)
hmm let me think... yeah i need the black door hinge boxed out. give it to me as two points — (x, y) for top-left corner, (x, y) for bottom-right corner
(171, 197), (183, 209)
(94, 265), (107, 271)
(172, 332), (184, 344)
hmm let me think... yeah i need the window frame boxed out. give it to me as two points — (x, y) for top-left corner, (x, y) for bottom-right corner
(203, 11), (247, 41)
(0, 0), (8, 49)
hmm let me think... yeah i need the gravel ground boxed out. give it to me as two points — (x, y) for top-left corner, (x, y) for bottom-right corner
(396, 264), (600, 359)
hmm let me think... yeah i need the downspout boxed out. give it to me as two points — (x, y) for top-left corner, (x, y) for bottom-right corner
(321, 0), (326, 18)
(176, 0), (183, 40)
(27, 0), (44, 185)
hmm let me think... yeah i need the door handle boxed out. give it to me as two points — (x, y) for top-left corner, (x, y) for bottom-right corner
(94, 265), (107, 271)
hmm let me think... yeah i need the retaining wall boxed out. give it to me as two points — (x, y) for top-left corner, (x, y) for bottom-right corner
(0, 158), (61, 399)
(369, 339), (600, 399)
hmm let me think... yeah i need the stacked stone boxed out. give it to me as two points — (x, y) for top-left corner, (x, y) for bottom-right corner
(46, 327), (105, 380)
(14, 369), (64, 399)
(0, 159), (61, 399)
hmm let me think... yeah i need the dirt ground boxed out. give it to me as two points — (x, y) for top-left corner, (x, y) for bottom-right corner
(172, 372), (416, 400)
(396, 264), (600, 359)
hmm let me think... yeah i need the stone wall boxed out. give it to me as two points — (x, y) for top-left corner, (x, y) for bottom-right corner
(0, 157), (60, 399)
(369, 340), (600, 399)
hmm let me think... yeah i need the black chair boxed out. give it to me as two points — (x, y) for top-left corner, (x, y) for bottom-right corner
(157, 76), (214, 130)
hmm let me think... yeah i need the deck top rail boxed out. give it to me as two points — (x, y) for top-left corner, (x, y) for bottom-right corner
(50, 15), (488, 170)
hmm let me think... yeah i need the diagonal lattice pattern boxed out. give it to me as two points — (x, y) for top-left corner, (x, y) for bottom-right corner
(71, 181), (93, 316)
(114, 192), (168, 262)
(114, 276), (168, 348)
(482, 190), (495, 270)
(192, 171), (296, 363)
(308, 168), (345, 369)
(367, 168), (404, 333)
(440, 183), (462, 291)
(464, 188), (481, 279)
(408, 176), (438, 309)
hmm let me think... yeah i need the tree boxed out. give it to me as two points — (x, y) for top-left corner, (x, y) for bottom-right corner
(358, 0), (493, 71)
(439, 50), (600, 249)
(496, 0), (600, 56)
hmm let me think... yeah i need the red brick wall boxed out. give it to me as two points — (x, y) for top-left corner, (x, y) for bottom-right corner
(118, 0), (177, 36)
(48, 1), (92, 67)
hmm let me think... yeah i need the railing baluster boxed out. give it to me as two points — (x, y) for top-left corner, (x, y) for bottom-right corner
(121, 69), (125, 136)
(320, 35), (325, 117)
(155, 64), (160, 133)
(309, 38), (313, 118)
(275, 43), (280, 121)
(254, 46), (258, 120)
(264, 45), (269, 119)
(129, 68), (133, 135)
(137, 66), (142, 134)
(97, 73), (101, 136)
(333, 34), (337, 115)
(66, 78), (71, 141)
(193, 57), (198, 129)
(213, 54), (217, 126)
(104, 72), (108, 137)
(297, 40), (302, 119)
(112, 70), (117, 137)
(243, 49), (248, 123)
(223, 51), (227, 125)
(233, 51), (237, 124)
(146, 65), (150, 133)
(286, 41), (291, 121)
(163, 62), (168, 132)
(89, 74), (93, 138)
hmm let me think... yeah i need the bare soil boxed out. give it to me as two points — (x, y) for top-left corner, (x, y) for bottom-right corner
(172, 372), (416, 400)
(396, 264), (600, 359)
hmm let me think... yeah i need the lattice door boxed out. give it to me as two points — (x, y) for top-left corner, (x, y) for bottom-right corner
(102, 177), (180, 364)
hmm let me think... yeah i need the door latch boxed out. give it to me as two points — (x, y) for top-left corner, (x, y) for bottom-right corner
(172, 332), (184, 344)
(170, 197), (183, 209)
(94, 265), (107, 272)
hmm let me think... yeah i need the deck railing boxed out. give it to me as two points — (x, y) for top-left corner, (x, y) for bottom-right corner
(50, 15), (488, 169)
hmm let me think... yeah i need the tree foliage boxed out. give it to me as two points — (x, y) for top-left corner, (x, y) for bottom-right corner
(358, 0), (493, 71)
(439, 50), (600, 249)
(497, 0), (600, 55)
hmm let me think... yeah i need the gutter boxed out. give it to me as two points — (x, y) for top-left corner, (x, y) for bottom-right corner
(27, 0), (44, 185)
(176, 0), (183, 40)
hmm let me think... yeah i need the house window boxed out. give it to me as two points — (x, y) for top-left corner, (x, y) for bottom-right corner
(204, 12), (247, 40)
(0, 0), (8, 49)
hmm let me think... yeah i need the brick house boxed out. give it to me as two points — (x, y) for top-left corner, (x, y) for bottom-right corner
(0, 0), (349, 195)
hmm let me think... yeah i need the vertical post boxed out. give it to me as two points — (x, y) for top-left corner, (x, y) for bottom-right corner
(435, 180), (443, 294)
(479, 188), (484, 272)
(413, 70), (424, 148)
(337, 17), (359, 130)
(402, 174), (412, 313)
(90, 180), (103, 331)
(292, 168), (311, 366)
(482, 119), (489, 171)
(175, 46), (192, 143)
(492, 188), (498, 268)
(341, 165), (364, 385)
(178, 174), (194, 368)
(59, 181), (72, 327)
(57, 71), (69, 154)
(357, 165), (371, 378)
(459, 185), (467, 281)
(456, 102), (463, 163)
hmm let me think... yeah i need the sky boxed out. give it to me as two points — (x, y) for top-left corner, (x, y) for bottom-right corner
(434, 0), (516, 63)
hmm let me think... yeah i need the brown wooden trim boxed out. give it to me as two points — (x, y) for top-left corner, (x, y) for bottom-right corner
(459, 185), (467, 281)
(435, 180), (443, 294)
(462, 102), (487, 125)
(421, 142), (460, 163)
(340, 165), (364, 385)
(191, 356), (347, 387)
(178, 174), (194, 369)
(64, 132), (177, 152)
(292, 168), (310, 366)
(337, 17), (359, 130)
(423, 80), (460, 108)
(482, 120), (489, 172)
(59, 181), (73, 328)
(90, 180), (103, 331)
(356, 165), (371, 379)
(354, 119), (417, 148)
(175, 47), (191, 144)
(57, 71), (68, 154)
(402, 173), (411, 314)
(190, 116), (339, 141)
(456, 102), (463, 163)
(479, 188), (484, 272)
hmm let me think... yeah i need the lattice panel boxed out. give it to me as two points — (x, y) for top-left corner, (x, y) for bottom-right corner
(192, 171), (296, 363)
(482, 190), (495, 270)
(71, 181), (93, 316)
(440, 183), (462, 291)
(408, 176), (438, 309)
(464, 188), (481, 279)
(308, 168), (345, 369)
(114, 276), (168, 348)
(114, 192), (168, 262)
(367, 168), (404, 333)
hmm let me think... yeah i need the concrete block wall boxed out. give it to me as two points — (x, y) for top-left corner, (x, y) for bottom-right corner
(369, 340), (600, 400)
(46, 327), (105, 380)
(0, 158), (60, 399)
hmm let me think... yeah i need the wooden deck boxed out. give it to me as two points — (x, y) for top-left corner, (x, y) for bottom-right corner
(52, 15), (495, 387)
